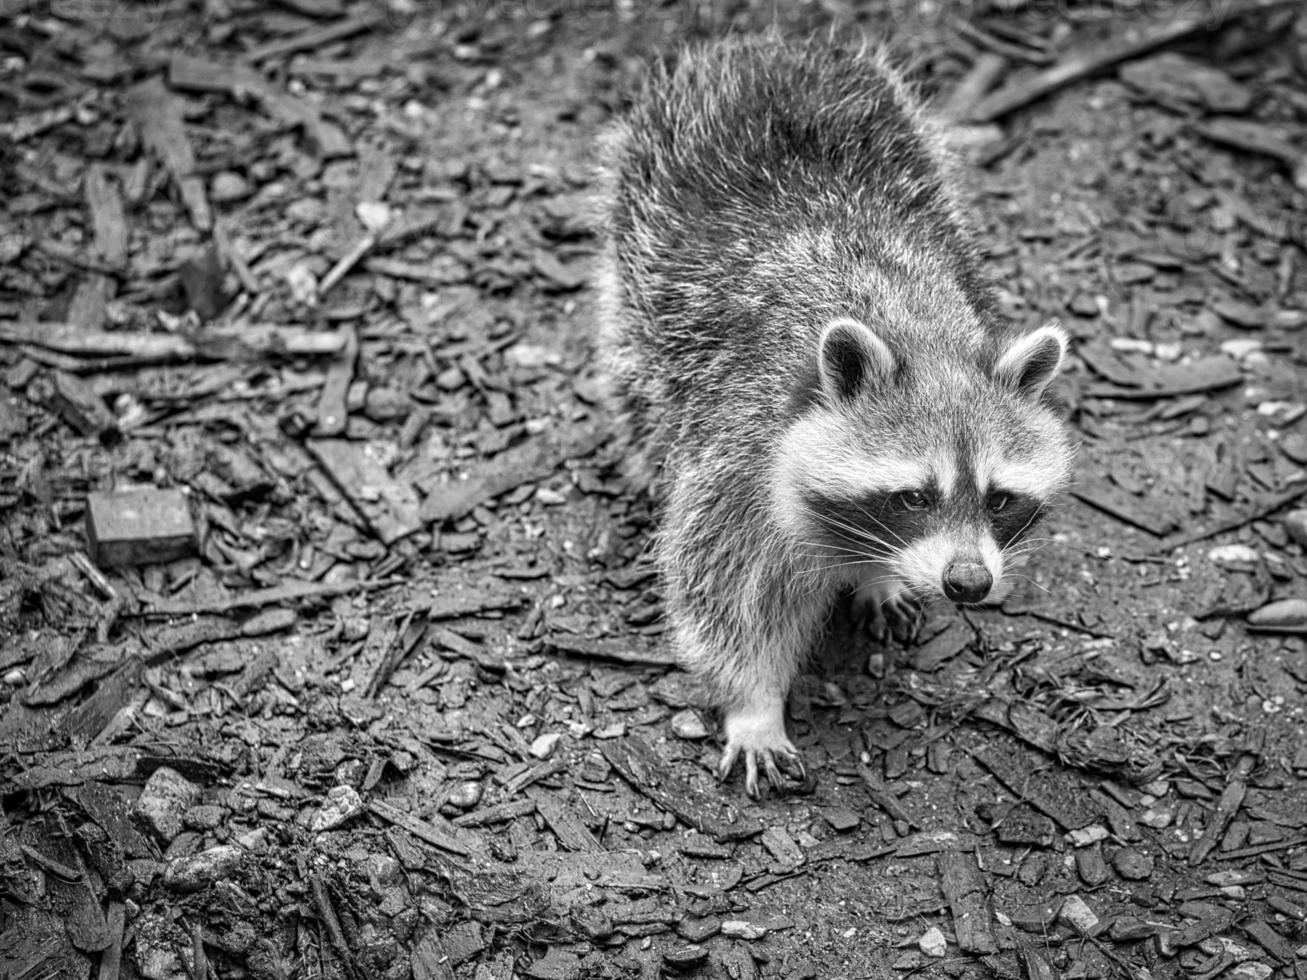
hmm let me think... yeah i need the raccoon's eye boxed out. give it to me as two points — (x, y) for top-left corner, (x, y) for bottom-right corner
(987, 492), (1011, 513)
(895, 490), (930, 512)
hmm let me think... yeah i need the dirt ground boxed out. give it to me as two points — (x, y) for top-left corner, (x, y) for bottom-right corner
(3, 1), (1307, 978)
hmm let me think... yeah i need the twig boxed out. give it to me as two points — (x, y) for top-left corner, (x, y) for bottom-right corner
(318, 232), (378, 297)
(213, 221), (260, 295)
(1152, 482), (1307, 554)
(192, 922), (208, 980)
(937, 53), (1008, 123)
(97, 901), (126, 980)
(452, 798), (537, 828)
(363, 609), (423, 699)
(368, 799), (472, 856)
(857, 763), (920, 830)
(1215, 835), (1307, 862)
(1189, 752), (1256, 865)
(310, 875), (360, 980)
(1196, 118), (1307, 193)
(241, 9), (384, 64)
(0, 321), (349, 362)
(138, 576), (403, 617)
(127, 77), (212, 231)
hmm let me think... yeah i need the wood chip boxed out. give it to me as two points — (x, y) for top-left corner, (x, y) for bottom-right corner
(168, 54), (351, 157)
(971, 740), (1100, 831)
(939, 850), (997, 954)
(524, 787), (601, 853)
(601, 735), (761, 842)
(308, 438), (422, 544)
(126, 76), (211, 231)
(1071, 477), (1179, 537)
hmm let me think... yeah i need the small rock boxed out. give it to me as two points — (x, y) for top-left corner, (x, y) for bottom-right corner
(163, 844), (244, 893)
(530, 732), (562, 759)
(671, 709), (710, 740)
(1058, 894), (1099, 935)
(1248, 599), (1307, 633)
(210, 170), (250, 202)
(1076, 845), (1110, 887)
(135, 767), (201, 843)
(1067, 824), (1109, 847)
(1228, 964), (1273, 980)
(1220, 338), (1263, 360)
(1257, 401), (1307, 426)
(535, 486), (567, 505)
(1208, 543), (1260, 570)
(448, 780), (483, 810)
(721, 918), (768, 940)
(1112, 847), (1154, 881)
(435, 366), (465, 391)
(1109, 337), (1152, 354)
(918, 926), (947, 958)
(285, 263), (318, 305)
(311, 785), (364, 832)
(363, 386), (410, 422)
(355, 200), (393, 233)
(1283, 510), (1307, 549)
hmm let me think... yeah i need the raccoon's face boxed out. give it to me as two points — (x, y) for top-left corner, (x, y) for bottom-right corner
(775, 317), (1073, 606)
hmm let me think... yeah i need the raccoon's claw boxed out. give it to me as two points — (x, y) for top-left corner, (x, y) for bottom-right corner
(718, 739), (807, 798)
(861, 591), (922, 643)
(718, 703), (809, 798)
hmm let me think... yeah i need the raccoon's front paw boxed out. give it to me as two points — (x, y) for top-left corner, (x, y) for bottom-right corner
(717, 702), (808, 798)
(856, 586), (922, 643)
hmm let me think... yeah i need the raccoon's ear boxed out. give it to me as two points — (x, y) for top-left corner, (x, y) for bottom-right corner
(994, 323), (1068, 399)
(818, 317), (896, 403)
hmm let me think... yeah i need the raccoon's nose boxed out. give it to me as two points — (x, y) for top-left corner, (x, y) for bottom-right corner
(942, 560), (992, 604)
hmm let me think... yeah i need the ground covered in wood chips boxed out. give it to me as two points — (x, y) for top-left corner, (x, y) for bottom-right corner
(3, 1), (1307, 978)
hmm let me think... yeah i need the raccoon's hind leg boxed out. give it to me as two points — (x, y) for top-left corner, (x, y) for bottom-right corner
(852, 574), (922, 644)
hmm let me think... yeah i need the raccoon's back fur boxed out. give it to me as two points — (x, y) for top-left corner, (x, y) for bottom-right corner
(595, 36), (1072, 796)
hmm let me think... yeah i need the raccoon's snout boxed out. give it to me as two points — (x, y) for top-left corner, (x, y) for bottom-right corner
(942, 559), (992, 604)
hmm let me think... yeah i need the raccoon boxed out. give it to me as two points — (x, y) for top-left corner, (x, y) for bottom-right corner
(594, 36), (1073, 796)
